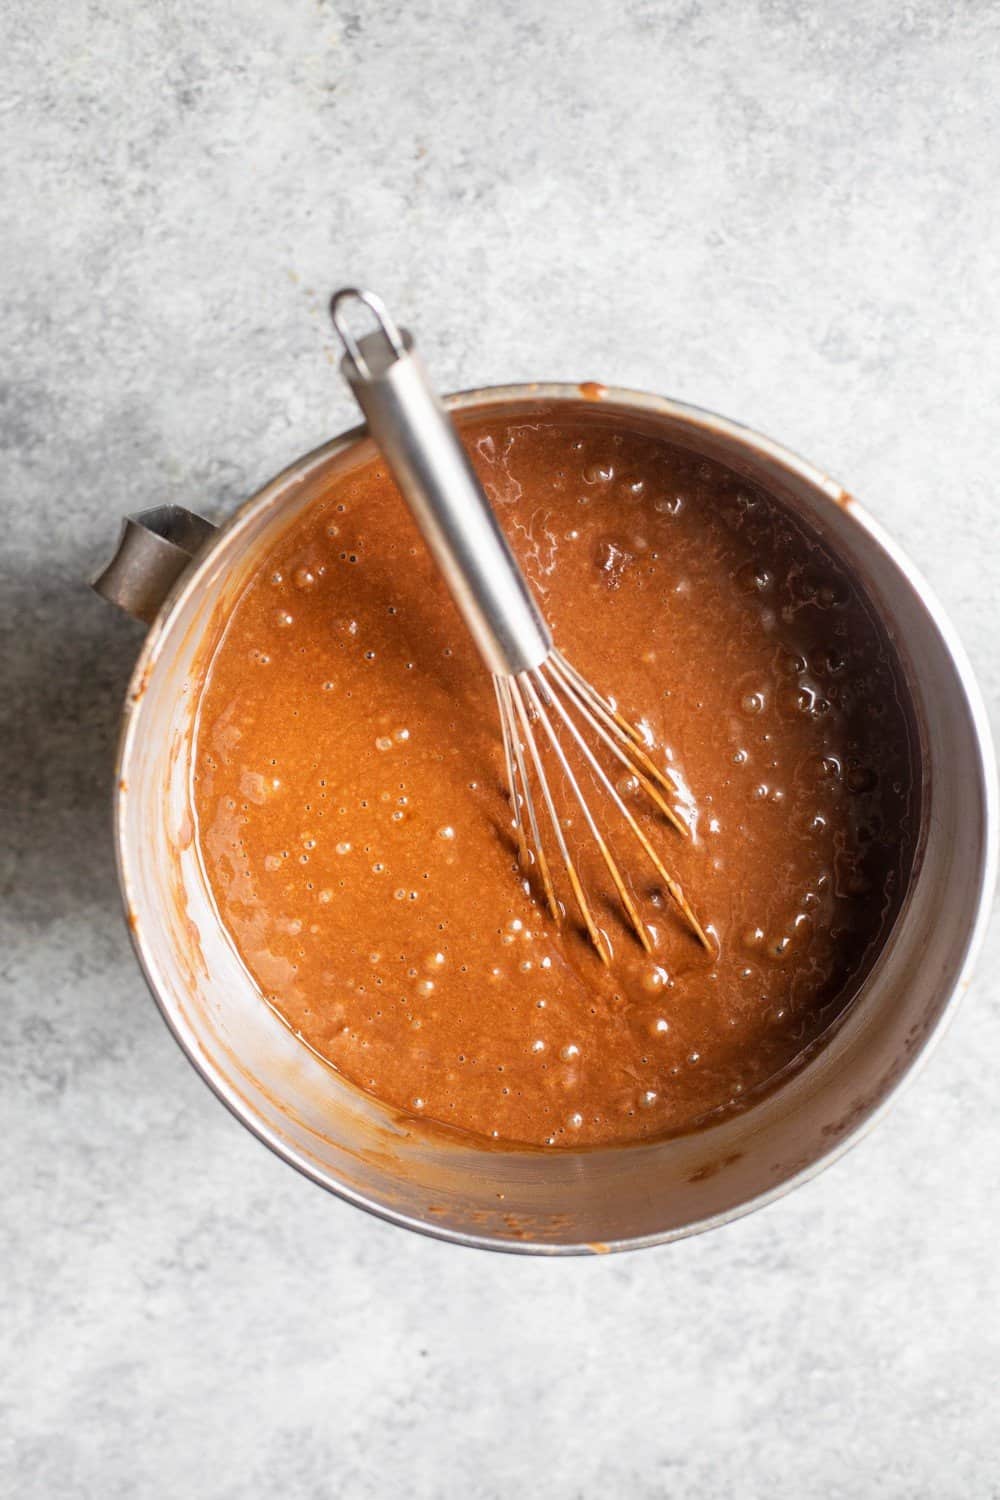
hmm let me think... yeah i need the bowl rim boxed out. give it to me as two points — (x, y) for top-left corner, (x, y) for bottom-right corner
(113, 381), (999, 1254)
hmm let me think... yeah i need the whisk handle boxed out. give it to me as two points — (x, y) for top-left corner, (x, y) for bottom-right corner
(330, 289), (552, 678)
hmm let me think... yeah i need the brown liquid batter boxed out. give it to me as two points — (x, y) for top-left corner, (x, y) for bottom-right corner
(193, 412), (916, 1147)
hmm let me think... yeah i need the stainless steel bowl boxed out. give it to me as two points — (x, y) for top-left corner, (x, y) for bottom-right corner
(95, 384), (997, 1253)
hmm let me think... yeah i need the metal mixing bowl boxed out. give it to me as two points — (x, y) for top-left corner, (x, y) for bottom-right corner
(94, 385), (997, 1253)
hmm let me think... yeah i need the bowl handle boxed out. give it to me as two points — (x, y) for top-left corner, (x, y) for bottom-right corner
(91, 506), (217, 624)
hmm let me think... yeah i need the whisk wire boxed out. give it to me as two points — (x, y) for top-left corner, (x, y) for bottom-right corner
(546, 652), (689, 835)
(521, 672), (654, 957)
(548, 651), (689, 838)
(496, 675), (561, 925)
(495, 655), (712, 960)
(504, 674), (611, 962)
(543, 663), (711, 949)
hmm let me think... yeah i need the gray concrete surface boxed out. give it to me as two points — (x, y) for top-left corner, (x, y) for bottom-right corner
(3, 2), (999, 1495)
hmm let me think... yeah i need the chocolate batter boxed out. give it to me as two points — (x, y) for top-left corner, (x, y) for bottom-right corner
(193, 412), (917, 1147)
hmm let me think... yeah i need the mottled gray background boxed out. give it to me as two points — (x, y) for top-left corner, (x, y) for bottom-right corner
(3, 1), (999, 1496)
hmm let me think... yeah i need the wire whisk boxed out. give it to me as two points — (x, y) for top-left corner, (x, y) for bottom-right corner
(495, 652), (709, 962)
(330, 287), (710, 963)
